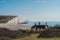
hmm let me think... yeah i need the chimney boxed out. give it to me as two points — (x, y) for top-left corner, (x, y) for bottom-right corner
(38, 22), (40, 25)
(45, 22), (47, 26)
(45, 22), (48, 29)
(35, 22), (37, 26)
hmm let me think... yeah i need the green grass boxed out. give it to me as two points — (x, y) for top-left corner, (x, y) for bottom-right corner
(11, 33), (60, 40)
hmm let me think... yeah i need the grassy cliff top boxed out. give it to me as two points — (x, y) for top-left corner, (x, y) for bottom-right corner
(0, 15), (17, 23)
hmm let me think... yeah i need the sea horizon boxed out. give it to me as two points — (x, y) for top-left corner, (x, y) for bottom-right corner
(19, 21), (60, 27)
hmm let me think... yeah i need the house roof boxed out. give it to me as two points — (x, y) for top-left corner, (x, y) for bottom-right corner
(0, 15), (17, 23)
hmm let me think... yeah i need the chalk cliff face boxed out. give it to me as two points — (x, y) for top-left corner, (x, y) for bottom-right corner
(0, 16), (17, 23)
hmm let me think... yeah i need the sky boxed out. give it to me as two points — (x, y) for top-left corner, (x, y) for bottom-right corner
(0, 0), (60, 22)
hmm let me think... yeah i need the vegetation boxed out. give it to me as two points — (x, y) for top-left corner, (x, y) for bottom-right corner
(37, 26), (60, 38)
(0, 26), (60, 40)
(0, 16), (16, 23)
(0, 28), (31, 40)
(12, 33), (60, 40)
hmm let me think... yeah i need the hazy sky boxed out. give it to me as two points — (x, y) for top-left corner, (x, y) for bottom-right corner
(0, 0), (60, 22)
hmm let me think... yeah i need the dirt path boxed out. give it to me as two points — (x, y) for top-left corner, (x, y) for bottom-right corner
(13, 33), (39, 40)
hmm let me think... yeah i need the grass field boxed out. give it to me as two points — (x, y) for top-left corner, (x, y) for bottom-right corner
(11, 33), (60, 40)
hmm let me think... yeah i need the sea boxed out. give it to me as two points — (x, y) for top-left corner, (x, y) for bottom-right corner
(19, 22), (60, 27)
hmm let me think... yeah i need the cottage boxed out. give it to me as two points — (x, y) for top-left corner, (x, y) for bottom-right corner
(31, 22), (48, 31)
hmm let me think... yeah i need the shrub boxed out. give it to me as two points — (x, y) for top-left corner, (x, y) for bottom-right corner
(37, 27), (60, 38)
(0, 28), (30, 40)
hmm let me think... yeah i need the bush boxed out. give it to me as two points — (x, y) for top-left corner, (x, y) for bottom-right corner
(37, 27), (60, 38)
(0, 28), (30, 40)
